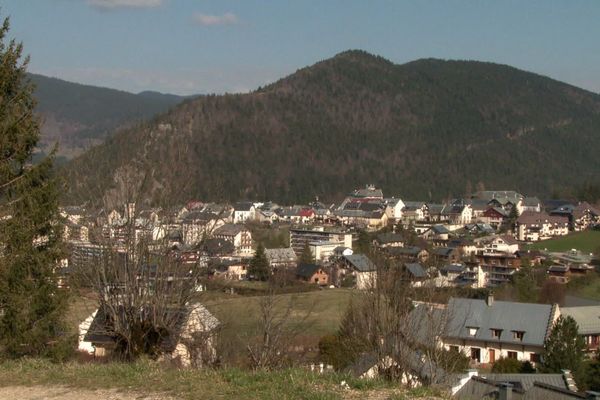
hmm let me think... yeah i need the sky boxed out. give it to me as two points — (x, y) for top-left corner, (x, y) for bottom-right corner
(2, 0), (599, 95)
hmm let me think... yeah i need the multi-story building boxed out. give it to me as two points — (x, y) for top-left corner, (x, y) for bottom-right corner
(289, 227), (352, 256)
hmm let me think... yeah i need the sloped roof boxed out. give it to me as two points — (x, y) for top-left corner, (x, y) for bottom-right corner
(343, 254), (376, 272)
(405, 262), (426, 278)
(479, 373), (569, 391)
(375, 232), (405, 244)
(446, 298), (555, 347)
(561, 306), (600, 335)
(213, 223), (245, 236)
(234, 202), (254, 211)
(84, 303), (219, 352)
(296, 263), (322, 278)
(264, 247), (297, 263)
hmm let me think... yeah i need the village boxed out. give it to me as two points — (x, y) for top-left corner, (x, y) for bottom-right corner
(59, 185), (600, 399)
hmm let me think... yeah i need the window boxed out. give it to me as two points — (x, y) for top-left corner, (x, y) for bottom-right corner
(530, 353), (540, 363)
(491, 329), (502, 339)
(468, 327), (479, 337)
(449, 345), (459, 353)
(507, 351), (518, 359)
(512, 331), (525, 341)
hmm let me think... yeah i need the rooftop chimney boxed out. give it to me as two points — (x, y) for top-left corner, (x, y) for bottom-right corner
(499, 383), (512, 400)
(486, 293), (494, 307)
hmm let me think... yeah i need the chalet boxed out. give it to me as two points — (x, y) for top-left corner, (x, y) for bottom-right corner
(469, 199), (491, 219)
(420, 225), (450, 241)
(474, 190), (523, 212)
(480, 207), (508, 229)
(463, 223), (495, 236)
(296, 263), (329, 285)
(182, 211), (224, 245)
(212, 259), (248, 280)
(383, 197), (406, 221)
(201, 238), (235, 257)
(386, 246), (429, 263)
(440, 264), (466, 281)
(519, 196), (542, 214)
(336, 202), (389, 230)
(515, 212), (569, 242)
(401, 201), (427, 222)
(373, 232), (405, 248)
(213, 224), (253, 254)
(477, 235), (520, 254)
(403, 262), (427, 285)
(264, 247), (297, 270)
(430, 247), (461, 265)
(81, 303), (219, 367)
(341, 254), (377, 290)
(443, 295), (559, 366)
(561, 306), (600, 353)
(445, 203), (473, 225)
(232, 202), (255, 224)
(572, 202), (600, 231)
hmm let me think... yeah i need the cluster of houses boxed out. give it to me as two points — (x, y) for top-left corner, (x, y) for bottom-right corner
(59, 185), (599, 290)
(350, 293), (600, 399)
(62, 185), (600, 398)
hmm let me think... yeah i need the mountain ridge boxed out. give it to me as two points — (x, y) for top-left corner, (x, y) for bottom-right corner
(29, 73), (190, 159)
(61, 50), (600, 208)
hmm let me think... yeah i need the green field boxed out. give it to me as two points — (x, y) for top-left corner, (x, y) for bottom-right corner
(204, 288), (354, 339)
(527, 230), (600, 254)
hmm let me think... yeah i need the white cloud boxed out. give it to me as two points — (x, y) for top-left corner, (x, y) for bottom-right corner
(88, 0), (163, 10)
(192, 12), (238, 26)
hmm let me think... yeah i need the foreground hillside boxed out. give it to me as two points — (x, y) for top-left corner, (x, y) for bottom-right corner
(63, 50), (600, 207)
(30, 73), (187, 159)
(0, 359), (446, 400)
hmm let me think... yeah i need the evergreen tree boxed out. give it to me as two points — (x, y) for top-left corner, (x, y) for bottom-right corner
(513, 259), (537, 303)
(298, 241), (314, 264)
(249, 243), (270, 281)
(355, 230), (371, 254)
(541, 316), (586, 385)
(0, 16), (67, 358)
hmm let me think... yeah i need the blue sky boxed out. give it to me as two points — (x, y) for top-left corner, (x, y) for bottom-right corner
(2, 0), (599, 95)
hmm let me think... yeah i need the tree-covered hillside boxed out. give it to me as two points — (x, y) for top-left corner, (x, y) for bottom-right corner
(30, 73), (188, 159)
(62, 50), (600, 208)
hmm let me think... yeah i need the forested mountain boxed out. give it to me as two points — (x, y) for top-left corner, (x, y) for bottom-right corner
(62, 50), (600, 208)
(29, 73), (187, 160)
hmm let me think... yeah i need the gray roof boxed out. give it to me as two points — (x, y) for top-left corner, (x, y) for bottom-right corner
(441, 264), (465, 273)
(523, 197), (541, 207)
(561, 306), (600, 335)
(445, 298), (555, 347)
(343, 254), (376, 272)
(264, 247), (297, 263)
(213, 223), (245, 236)
(430, 225), (450, 234)
(296, 263), (322, 279)
(405, 263), (426, 278)
(475, 190), (524, 203)
(479, 373), (569, 391)
(375, 232), (405, 244)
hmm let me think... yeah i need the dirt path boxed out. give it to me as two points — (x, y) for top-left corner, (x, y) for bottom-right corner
(0, 386), (175, 400)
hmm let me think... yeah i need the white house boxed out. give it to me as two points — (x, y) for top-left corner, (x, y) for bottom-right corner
(442, 295), (559, 366)
(233, 202), (256, 224)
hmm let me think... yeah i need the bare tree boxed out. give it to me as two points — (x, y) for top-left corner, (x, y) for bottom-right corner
(336, 253), (468, 386)
(75, 211), (209, 361)
(245, 274), (314, 370)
